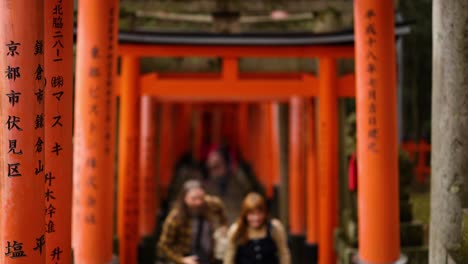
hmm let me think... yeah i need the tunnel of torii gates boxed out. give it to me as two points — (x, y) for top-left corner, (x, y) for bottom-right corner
(0, 1), (411, 264)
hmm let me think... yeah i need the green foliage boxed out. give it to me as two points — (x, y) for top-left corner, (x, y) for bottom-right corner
(410, 192), (430, 225)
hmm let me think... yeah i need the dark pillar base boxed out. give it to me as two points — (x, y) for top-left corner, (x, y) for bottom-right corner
(289, 234), (305, 264)
(304, 243), (318, 264)
(138, 235), (156, 264)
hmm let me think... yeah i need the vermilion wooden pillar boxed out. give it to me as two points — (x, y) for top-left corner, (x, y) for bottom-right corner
(0, 1), (45, 263)
(192, 106), (203, 161)
(289, 97), (306, 263)
(257, 104), (270, 198)
(159, 103), (174, 197)
(138, 96), (159, 264)
(237, 104), (250, 162)
(222, 106), (238, 148)
(72, 0), (119, 263)
(270, 103), (281, 187)
(256, 105), (265, 195)
(305, 99), (319, 261)
(261, 103), (274, 199)
(354, 1), (400, 262)
(211, 106), (222, 145)
(289, 97), (306, 236)
(45, 0), (73, 263)
(246, 105), (255, 173)
(250, 105), (263, 189)
(175, 104), (192, 158)
(117, 56), (140, 264)
(139, 96), (158, 239)
(170, 105), (179, 173)
(317, 57), (338, 264)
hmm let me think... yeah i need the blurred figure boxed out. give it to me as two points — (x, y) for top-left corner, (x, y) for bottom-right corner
(167, 160), (205, 207)
(224, 193), (290, 264)
(205, 146), (257, 223)
(158, 180), (228, 264)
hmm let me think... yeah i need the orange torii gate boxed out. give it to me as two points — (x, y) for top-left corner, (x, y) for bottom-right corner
(113, 13), (409, 263)
(402, 140), (431, 183)
(118, 39), (355, 264)
(66, 0), (407, 264)
(0, 1), (410, 264)
(113, 20), (408, 263)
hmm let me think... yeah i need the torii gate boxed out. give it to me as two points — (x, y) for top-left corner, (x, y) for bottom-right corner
(113, 5), (408, 264)
(119, 36), (354, 264)
(0, 1), (407, 264)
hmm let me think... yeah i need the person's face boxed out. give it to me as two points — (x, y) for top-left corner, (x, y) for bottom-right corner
(246, 209), (266, 229)
(184, 187), (206, 215)
(207, 152), (227, 179)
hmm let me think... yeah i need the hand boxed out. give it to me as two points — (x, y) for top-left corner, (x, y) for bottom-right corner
(182, 255), (199, 264)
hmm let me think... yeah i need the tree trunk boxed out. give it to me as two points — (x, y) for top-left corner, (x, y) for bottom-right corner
(430, 0), (468, 263)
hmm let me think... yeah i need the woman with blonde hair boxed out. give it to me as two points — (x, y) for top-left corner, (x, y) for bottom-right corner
(224, 193), (291, 264)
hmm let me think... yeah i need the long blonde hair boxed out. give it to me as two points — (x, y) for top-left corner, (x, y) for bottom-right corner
(232, 193), (269, 245)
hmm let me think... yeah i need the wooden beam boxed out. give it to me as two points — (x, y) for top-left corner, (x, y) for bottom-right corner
(115, 72), (355, 101)
(140, 73), (318, 100)
(119, 45), (355, 58)
(133, 73), (355, 101)
(337, 74), (356, 97)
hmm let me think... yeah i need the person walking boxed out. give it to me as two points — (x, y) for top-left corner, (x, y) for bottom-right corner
(205, 146), (260, 223)
(224, 193), (291, 264)
(158, 180), (228, 264)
